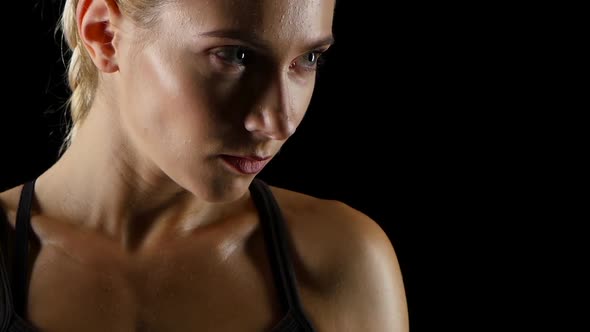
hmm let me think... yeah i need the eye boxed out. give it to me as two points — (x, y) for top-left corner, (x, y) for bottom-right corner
(305, 52), (319, 64)
(293, 51), (325, 71)
(212, 46), (251, 66)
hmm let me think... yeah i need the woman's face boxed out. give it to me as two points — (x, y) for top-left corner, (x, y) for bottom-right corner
(115, 0), (335, 201)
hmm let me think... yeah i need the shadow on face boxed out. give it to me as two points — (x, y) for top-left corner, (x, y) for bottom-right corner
(114, 0), (336, 200)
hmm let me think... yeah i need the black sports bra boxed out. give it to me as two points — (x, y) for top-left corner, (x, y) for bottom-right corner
(0, 178), (317, 332)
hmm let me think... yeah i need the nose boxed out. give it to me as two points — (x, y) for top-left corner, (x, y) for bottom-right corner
(244, 73), (296, 141)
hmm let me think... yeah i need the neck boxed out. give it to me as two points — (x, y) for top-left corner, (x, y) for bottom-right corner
(34, 99), (248, 253)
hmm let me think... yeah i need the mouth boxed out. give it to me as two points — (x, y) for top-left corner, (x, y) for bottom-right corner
(220, 154), (272, 175)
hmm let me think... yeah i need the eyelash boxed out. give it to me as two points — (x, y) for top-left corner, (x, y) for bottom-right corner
(211, 46), (327, 73)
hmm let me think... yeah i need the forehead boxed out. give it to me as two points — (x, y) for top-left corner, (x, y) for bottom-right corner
(164, 0), (335, 45)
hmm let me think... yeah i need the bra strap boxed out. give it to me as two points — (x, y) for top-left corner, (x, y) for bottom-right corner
(13, 179), (36, 317)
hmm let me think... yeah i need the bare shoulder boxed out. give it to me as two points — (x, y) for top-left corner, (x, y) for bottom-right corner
(268, 186), (409, 332)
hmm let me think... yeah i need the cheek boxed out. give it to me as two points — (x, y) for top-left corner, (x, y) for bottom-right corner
(290, 79), (316, 126)
(121, 46), (218, 158)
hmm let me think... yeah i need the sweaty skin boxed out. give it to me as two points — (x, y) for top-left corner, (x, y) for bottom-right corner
(0, 0), (408, 330)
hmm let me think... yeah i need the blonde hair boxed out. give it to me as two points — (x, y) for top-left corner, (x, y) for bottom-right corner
(58, 0), (167, 156)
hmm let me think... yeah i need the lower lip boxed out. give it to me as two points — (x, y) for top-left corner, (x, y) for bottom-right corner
(220, 155), (270, 175)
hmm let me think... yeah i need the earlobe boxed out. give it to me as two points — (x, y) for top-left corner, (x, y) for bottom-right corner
(77, 0), (122, 73)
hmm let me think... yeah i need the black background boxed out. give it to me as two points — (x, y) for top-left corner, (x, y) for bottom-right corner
(1, 1), (548, 331)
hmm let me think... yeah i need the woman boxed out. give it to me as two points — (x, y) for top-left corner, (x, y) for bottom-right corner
(0, 0), (408, 330)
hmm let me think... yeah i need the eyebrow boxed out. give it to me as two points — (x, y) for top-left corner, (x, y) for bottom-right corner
(200, 29), (335, 51)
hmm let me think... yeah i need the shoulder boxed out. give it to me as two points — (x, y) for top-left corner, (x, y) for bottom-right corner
(269, 185), (388, 269)
(268, 185), (409, 331)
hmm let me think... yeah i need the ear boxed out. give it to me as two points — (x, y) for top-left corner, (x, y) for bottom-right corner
(77, 0), (122, 73)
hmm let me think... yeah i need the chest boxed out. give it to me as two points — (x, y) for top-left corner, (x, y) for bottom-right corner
(10, 230), (291, 332)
